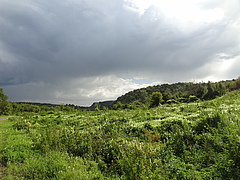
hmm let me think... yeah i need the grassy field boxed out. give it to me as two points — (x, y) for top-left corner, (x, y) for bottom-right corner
(1, 90), (240, 179)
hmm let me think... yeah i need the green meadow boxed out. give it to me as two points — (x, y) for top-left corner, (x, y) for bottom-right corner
(0, 90), (240, 179)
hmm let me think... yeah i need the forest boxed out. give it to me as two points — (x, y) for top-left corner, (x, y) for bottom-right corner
(0, 77), (240, 179)
(113, 78), (240, 109)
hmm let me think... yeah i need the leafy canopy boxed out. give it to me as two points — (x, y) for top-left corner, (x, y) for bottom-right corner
(0, 88), (9, 115)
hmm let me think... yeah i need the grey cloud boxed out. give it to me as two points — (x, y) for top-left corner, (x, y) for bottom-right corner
(0, 0), (240, 104)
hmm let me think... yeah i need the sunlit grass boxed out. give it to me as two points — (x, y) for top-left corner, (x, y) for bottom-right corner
(1, 90), (240, 179)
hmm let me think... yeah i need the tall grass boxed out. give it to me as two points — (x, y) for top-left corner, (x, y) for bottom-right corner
(1, 90), (240, 179)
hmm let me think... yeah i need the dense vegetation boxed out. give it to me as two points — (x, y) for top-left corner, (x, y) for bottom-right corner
(0, 87), (240, 179)
(113, 78), (240, 109)
(0, 88), (10, 115)
(1, 78), (240, 114)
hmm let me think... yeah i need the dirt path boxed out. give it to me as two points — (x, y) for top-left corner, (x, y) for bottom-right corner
(0, 117), (9, 121)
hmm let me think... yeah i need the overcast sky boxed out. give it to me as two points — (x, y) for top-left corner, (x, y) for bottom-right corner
(0, 0), (240, 106)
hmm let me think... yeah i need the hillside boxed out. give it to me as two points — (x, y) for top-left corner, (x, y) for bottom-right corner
(2, 77), (239, 113)
(113, 78), (240, 107)
(0, 89), (240, 179)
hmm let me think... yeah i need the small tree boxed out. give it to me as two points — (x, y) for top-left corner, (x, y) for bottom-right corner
(150, 92), (162, 108)
(0, 88), (9, 115)
(203, 81), (215, 100)
(162, 89), (173, 102)
(236, 77), (240, 89)
(94, 103), (100, 111)
(196, 83), (208, 99)
(216, 82), (226, 96)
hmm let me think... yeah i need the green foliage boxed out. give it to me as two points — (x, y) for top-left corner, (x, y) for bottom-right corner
(188, 95), (199, 102)
(236, 77), (240, 89)
(162, 89), (174, 102)
(0, 88), (9, 115)
(7, 152), (106, 180)
(9, 102), (78, 114)
(113, 78), (240, 108)
(1, 90), (240, 179)
(150, 92), (163, 108)
(196, 83), (208, 99)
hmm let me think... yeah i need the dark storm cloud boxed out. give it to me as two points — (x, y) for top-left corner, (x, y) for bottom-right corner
(0, 0), (240, 105)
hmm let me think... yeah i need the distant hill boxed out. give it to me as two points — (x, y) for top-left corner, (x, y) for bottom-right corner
(10, 77), (240, 111)
(89, 101), (114, 110)
(12, 101), (115, 112)
(112, 77), (240, 108)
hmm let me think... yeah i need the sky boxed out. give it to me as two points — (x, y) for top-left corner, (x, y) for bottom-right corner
(0, 0), (240, 106)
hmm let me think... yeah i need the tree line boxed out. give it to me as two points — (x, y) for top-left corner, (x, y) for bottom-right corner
(112, 77), (240, 109)
(0, 89), (78, 115)
(1, 77), (240, 114)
